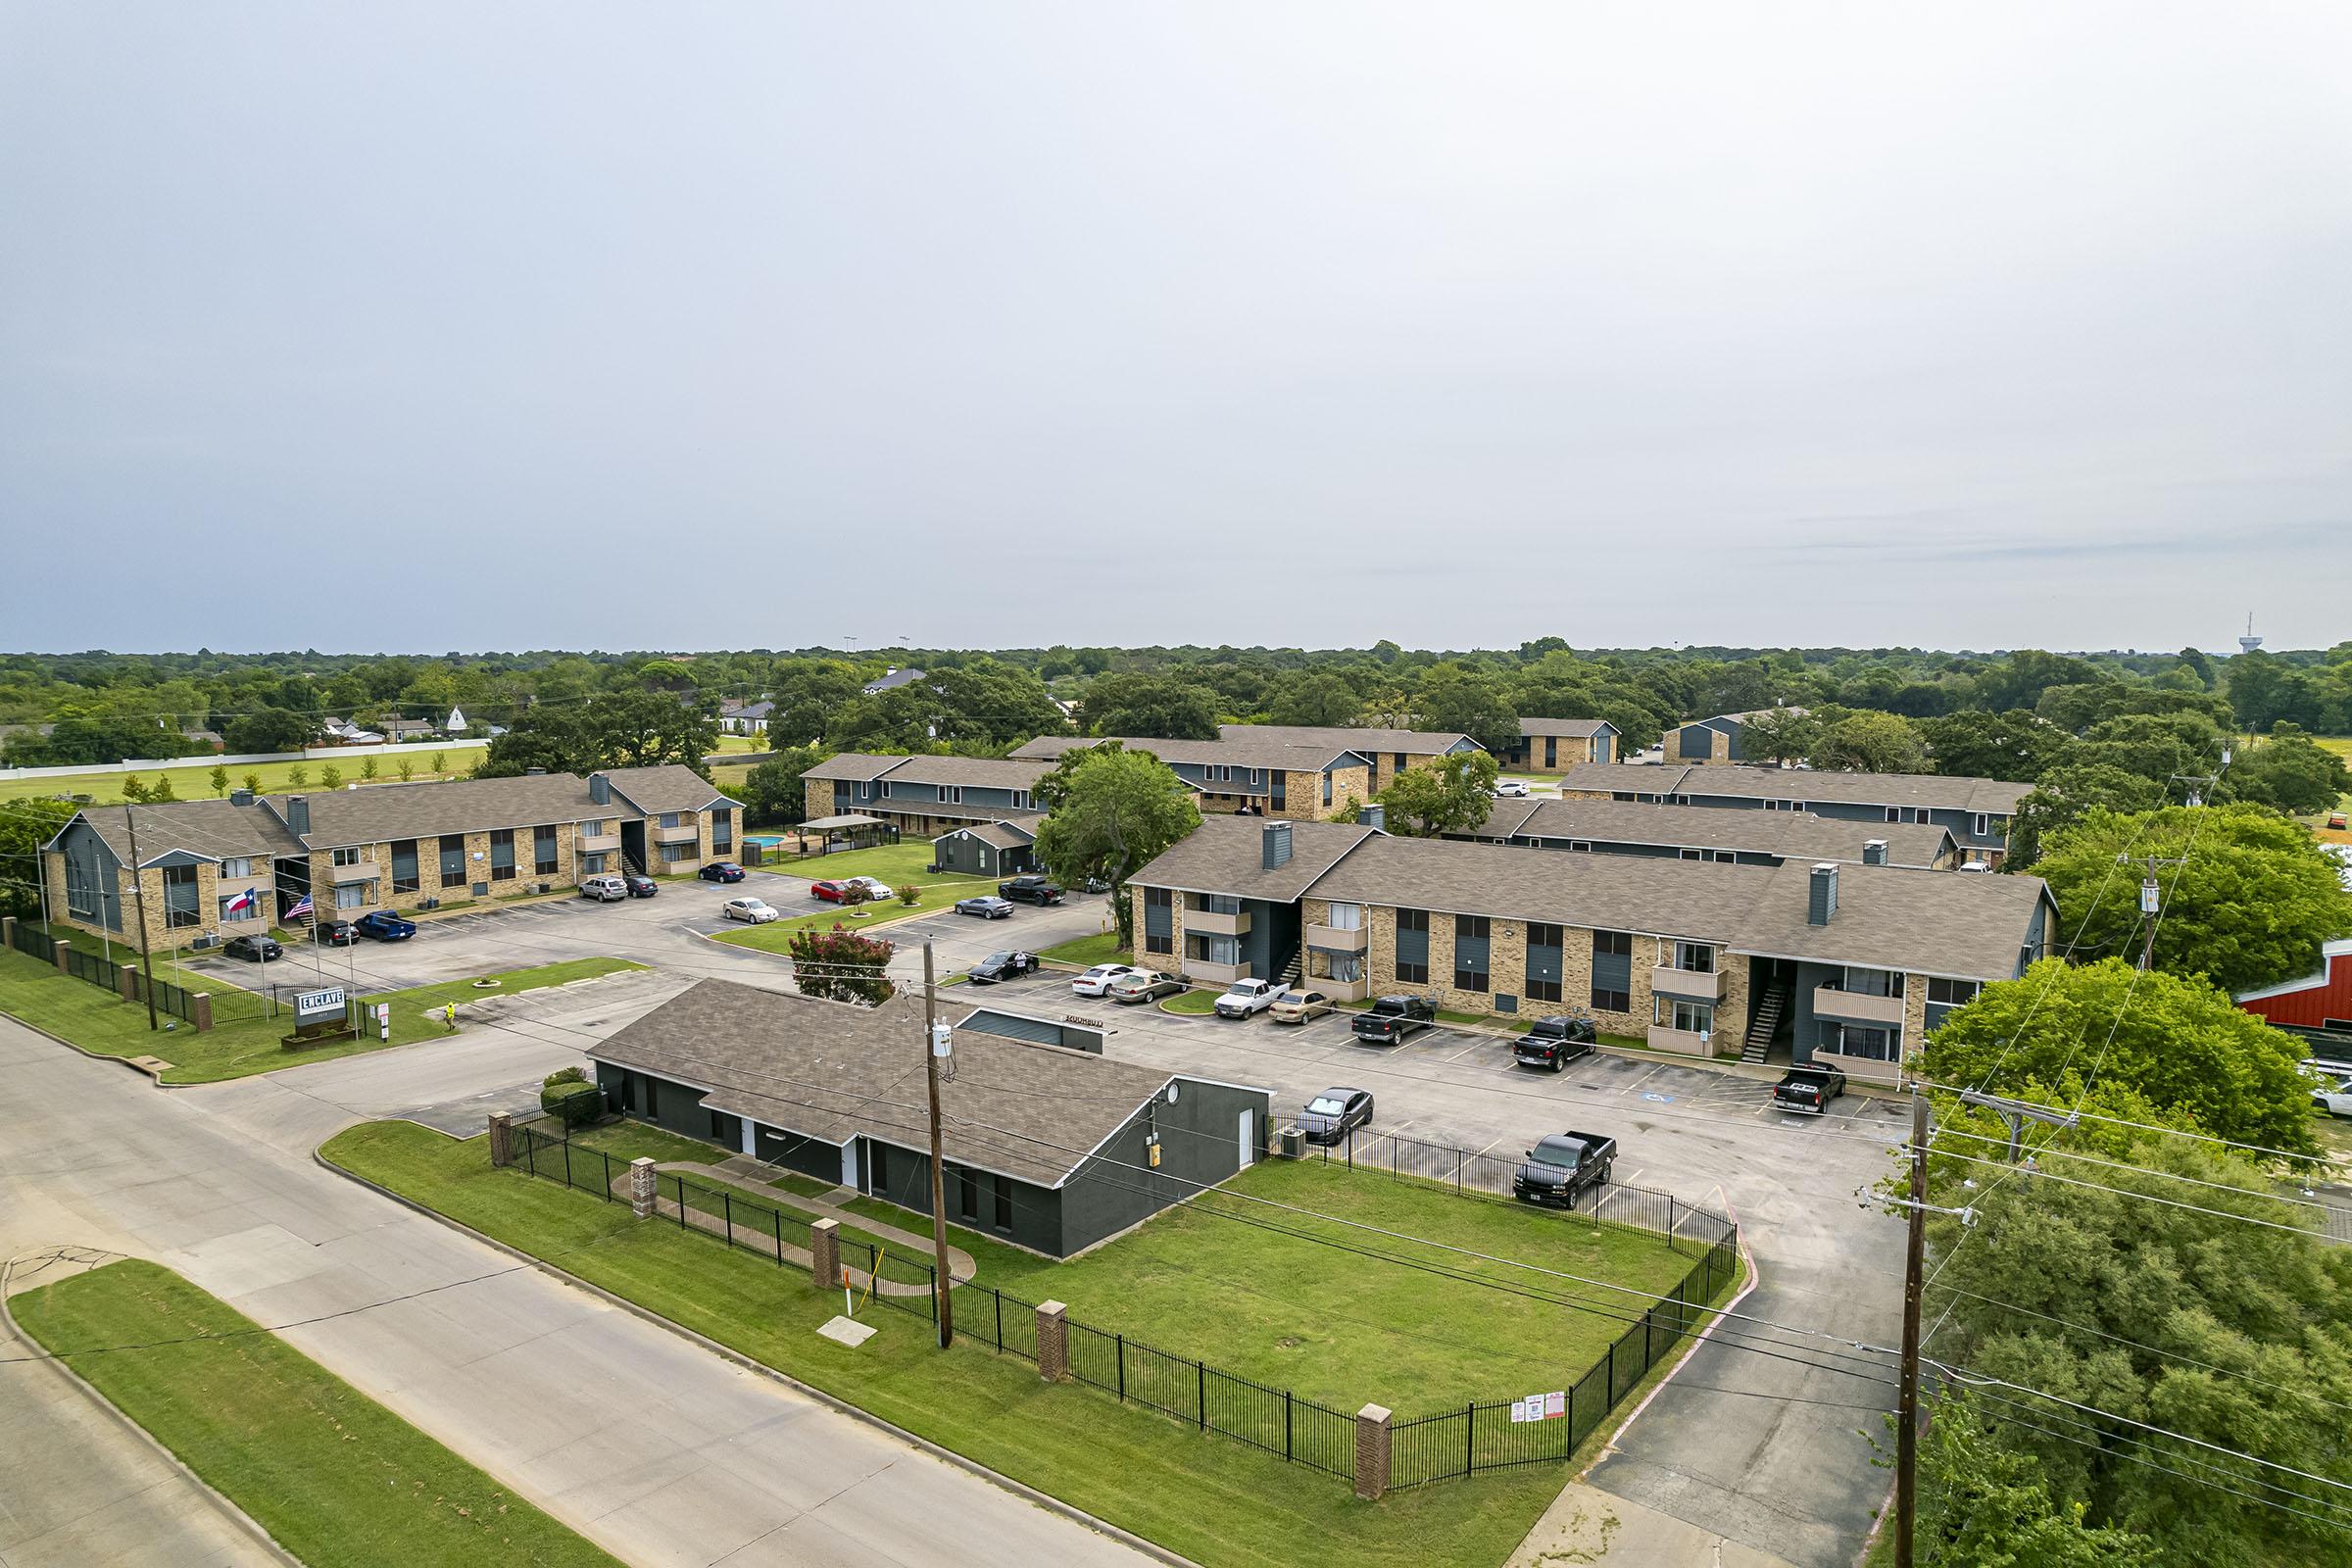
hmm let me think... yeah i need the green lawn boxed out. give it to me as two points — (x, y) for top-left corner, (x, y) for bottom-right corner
(320, 1120), (1580, 1568)
(9, 1259), (621, 1568)
(712, 875), (995, 955)
(0, 947), (643, 1083)
(1160, 988), (1220, 1014)
(0, 745), (490, 807)
(755, 841), (974, 886)
(1038, 931), (1128, 967)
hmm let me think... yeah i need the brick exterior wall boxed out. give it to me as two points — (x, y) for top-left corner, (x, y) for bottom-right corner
(805, 779), (836, 822)
(1664, 728), (1733, 765)
(1130, 883), (1187, 970)
(1515, 735), (1608, 774)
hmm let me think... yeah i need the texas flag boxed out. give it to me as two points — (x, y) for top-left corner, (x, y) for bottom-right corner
(223, 887), (259, 916)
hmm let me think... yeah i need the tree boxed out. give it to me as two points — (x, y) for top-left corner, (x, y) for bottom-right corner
(1032, 744), (1201, 949)
(1268, 673), (1364, 729)
(2034, 805), (2352, 995)
(1738, 707), (1820, 766)
(429, 752), (447, 776)
(208, 763), (229, 797)
(1813, 710), (1929, 772)
(0, 798), (74, 919)
(2223, 723), (2352, 816)
(120, 774), (148, 803)
(284, 764), (309, 788)
(1408, 664), (1518, 754)
(1904, 1391), (2159, 1568)
(147, 774), (174, 802)
(1374, 749), (1500, 837)
(222, 707), (317, 755)
(318, 763), (343, 791)
(740, 746), (825, 827)
(2006, 764), (2166, 871)
(241, 771), (261, 795)
(1921, 710), (2074, 782)
(787, 925), (896, 1006)
(396, 760), (415, 783)
(360, 757), (378, 782)
(1920, 957), (2319, 1157)
(1075, 672), (1220, 740)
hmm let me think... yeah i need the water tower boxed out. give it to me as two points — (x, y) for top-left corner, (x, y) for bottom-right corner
(2237, 613), (2263, 656)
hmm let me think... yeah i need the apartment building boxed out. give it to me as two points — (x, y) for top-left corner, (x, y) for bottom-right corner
(40, 764), (742, 953)
(1552, 762), (2029, 867)
(1213, 723), (1484, 794)
(1457, 797), (1960, 869)
(1662, 709), (1805, 765)
(1007, 735), (1376, 821)
(1127, 814), (2054, 1081)
(802, 754), (1052, 838)
(1499, 718), (1619, 772)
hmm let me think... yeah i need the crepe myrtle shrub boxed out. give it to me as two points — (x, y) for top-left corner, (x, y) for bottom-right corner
(896, 882), (921, 906)
(539, 1066), (606, 1129)
(789, 925), (897, 1007)
(837, 881), (873, 907)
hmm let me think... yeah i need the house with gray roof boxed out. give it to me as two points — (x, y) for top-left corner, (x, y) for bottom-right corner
(1453, 797), (1959, 870)
(1501, 717), (1620, 772)
(802, 753), (1052, 837)
(586, 978), (1273, 1256)
(1008, 734), (1377, 820)
(1661, 708), (1809, 767)
(1126, 813), (2055, 1081)
(1215, 723), (1483, 795)
(1554, 761), (2030, 866)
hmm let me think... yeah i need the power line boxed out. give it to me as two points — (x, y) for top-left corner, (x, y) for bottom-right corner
(1928, 1147), (2328, 1237)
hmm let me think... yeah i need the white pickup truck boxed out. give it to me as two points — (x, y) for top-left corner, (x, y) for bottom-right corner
(1213, 978), (1283, 1019)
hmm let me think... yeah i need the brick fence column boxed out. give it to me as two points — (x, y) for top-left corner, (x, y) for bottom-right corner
(628, 1156), (658, 1220)
(118, 965), (139, 1003)
(190, 992), (213, 1032)
(809, 1217), (840, 1293)
(2, 916), (15, 952)
(53, 938), (71, 975)
(1037, 1299), (1069, 1383)
(1354, 1403), (1393, 1500)
(487, 1110), (514, 1168)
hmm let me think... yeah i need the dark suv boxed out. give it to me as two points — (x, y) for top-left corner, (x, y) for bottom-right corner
(1351, 995), (1436, 1045)
(998, 875), (1064, 906)
(1772, 1065), (1847, 1114)
(1513, 1012), (1597, 1072)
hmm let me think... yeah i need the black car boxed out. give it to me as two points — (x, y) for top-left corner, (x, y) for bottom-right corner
(1299, 1087), (1374, 1145)
(698, 861), (746, 883)
(318, 919), (359, 947)
(223, 933), (282, 962)
(624, 872), (659, 898)
(968, 950), (1039, 985)
(998, 875), (1065, 906)
(1772, 1065), (1847, 1115)
(1512, 1131), (1617, 1208)
(1514, 1012), (1597, 1072)
(1350, 995), (1436, 1045)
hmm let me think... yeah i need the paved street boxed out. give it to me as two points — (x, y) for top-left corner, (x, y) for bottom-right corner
(0, 1012), (1151, 1568)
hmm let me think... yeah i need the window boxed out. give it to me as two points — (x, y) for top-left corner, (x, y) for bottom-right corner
(1309, 952), (1363, 984)
(1673, 941), (1714, 974)
(331, 846), (364, 866)
(1655, 997), (1714, 1035)
(1272, 774), (1287, 809)
(582, 852), (609, 875)
(709, 1109), (738, 1144)
(857, 781), (870, 800)
(162, 863), (201, 928)
(1011, 791), (1030, 810)
(1679, 847), (1700, 860)
(220, 857), (252, 879)
(1453, 914), (1491, 993)
(870, 1144), (888, 1192)
(1822, 1023), (1896, 1061)
(1325, 902), (1363, 931)
(1839, 966), (1902, 998)
(1322, 772), (1333, 808)
(1189, 892), (1240, 914)
(390, 839), (420, 894)
(711, 808), (732, 853)
(533, 825), (559, 877)
(1395, 907), (1430, 985)
(1926, 977), (1979, 1006)
(489, 828), (515, 881)
(438, 834), (466, 887)
(993, 1174), (1013, 1232)
(1147, 930), (1174, 956)
(333, 881), (368, 910)
(1591, 928), (1632, 1011)
(659, 841), (696, 865)
(1394, 753), (1407, 773)
(1525, 922), (1564, 1003)
(1973, 812), (1989, 837)
(1886, 806), (1901, 822)
(217, 892), (260, 923)
(956, 1167), (980, 1221)
(1185, 931), (1240, 966)
(1144, 886), (1173, 955)
(941, 786), (962, 806)
(1569, 840), (1592, 852)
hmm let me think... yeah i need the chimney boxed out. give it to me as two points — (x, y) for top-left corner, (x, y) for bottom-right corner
(1807, 861), (1838, 926)
(1361, 803), (1386, 832)
(230, 788), (254, 807)
(1261, 820), (1293, 871)
(1862, 839), (1887, 867)
(285, 796), (311, 837)
(589, 772), (610, 805)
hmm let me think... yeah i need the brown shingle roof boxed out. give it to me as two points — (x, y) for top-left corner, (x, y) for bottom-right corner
(602, 764), (742, 815)
(874, 756), (1053, 790)
(803, 753), (917, 783)
(1218, 723), (1478, 757)
(1550, 761), (2030, 816)
(62, 800), (305, 866)
(1517, 717), (1612, 739)
(1469, 798), (1955, 868)
(1014, 735), (1369, 772)
(1128, 813), (1381, 903)
(1729, 860), (2053, 981)
(590, 979), (1196, 1187)
(945, 820), (1037, 851)
(267, 773), (610, 847)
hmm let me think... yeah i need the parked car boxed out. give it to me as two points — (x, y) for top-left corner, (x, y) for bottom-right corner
(224, 933), (282, 962)
(698, 861), (747, 883)
(955, 895), (1016, 919)
(1351, 994), (1437, 1045)
(353, 909), (417, 941)
(1107, 970), (1186, 1004)
(1514, 1012), (1597, 1071)
(721, 897), (780, 923)
(968, 950), (1039, 984)
(318, 918), (359, 946)
(579, 875), (628, 902)
(1494, 779), (1531, 798)
(845, 875), (894, 901)
(1267, 989), (1335, 1025)
(623, 872), (659, 898)
(1512, 1131), (1618, 1208)
(2312, 1074), (2352, 1118)
(2330, 811), (2349, 831)
(1082, 876), (1112, 895)
(1772, 1064), (1847, 1114)
(1299, 1087), (1374, 1145)
(998, 874), (1065, 906)
(1214, 978), (1282, 1019)
(810, 879), (851, 903)
(1072, 963), (1148, 998)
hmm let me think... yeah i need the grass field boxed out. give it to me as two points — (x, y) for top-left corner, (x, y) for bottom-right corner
(750, 841), (962, 886)
(1038, 931), (1127, 966)
(712, 870), (996, 954)
(0, 947), (642, 1083)
(9, 1258), (621, 1568)
(0, 744), (491, 806)
(1160, 987), (1220, 1014)
(321, 1119), (1621, 1568)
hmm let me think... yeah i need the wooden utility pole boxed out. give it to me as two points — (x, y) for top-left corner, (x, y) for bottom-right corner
(121, 804), (161, 1032)
(922, 941), (955, 1348)
(1895, 1091), (1929, 1568)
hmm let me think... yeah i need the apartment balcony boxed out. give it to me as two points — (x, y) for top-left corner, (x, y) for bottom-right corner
(1315, 977), (1371, 1003)
(579, 831), (621, 854)
(1182, 958), (1246, 986)
(1646, 1023), (1719, 1056)
(327, 860), (379, 885)
(1304, 922), (1366, 954)
(653, 823), (702, 846)
(1813, 984), (1906, 1028)
(1649, 964), (1727, 1004)
(1186, 906), (1251, 939)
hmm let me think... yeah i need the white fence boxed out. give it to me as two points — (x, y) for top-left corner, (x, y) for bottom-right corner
(0, 737), (490, 783)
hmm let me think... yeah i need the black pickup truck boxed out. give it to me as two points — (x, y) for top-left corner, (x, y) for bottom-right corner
(1771, 1064), (1847, 1114)
(998, 875), (1065, 906)
(1351, 995), (1437, 1045)
(1512, 1131), (1618, 1208)
(1513, 1012), (1597, 1072)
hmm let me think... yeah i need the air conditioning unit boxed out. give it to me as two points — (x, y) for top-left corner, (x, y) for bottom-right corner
(191, 934), (222, 951)
(1278, 1125), (1305, 1159)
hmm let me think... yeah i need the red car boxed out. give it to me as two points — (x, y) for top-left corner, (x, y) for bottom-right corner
(810, 880), (849, 903)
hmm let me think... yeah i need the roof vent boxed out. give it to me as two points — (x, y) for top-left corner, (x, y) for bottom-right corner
(1262, 819), (1293, 871)
(1361, 803), (1385, 832)
(589, 772), (611, 805)
(1862, 839), (1887, 867)
(285, 796), (311, 837)
(1808, 861), (1838, 926)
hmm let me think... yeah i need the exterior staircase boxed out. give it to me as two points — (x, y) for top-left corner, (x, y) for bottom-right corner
(1275, 953), (1302, 989)
(1741, 979), (1790, 1064)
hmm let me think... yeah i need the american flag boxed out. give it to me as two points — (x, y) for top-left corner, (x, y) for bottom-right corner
(287, 895), (314, 920)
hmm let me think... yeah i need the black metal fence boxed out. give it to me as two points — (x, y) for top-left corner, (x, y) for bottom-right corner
(1282, 1115), (1740, 1258)
(62, 944), (121, 992)
(8, 922), (57, 963)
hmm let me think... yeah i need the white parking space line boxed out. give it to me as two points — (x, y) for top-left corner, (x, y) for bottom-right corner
(1442, 1037), (1491, 1062)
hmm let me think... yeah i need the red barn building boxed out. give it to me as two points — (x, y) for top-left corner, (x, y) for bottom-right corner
(2236, 940), (2352, 1036)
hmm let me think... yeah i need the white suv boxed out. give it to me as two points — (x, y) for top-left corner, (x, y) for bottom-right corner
(579, 875), (627, 902)
(1073, 963), (1147, 998)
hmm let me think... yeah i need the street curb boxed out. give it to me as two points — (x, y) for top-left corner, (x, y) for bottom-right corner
(311, 1146), (1202, 1568)
(0, 1007), (164, 1083)
(0, 1251), (304, 1568)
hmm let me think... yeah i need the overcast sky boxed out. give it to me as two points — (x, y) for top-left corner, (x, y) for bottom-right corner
(4, 4), (2347, 656)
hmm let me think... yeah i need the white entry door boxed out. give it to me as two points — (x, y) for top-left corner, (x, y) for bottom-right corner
(1238, 1106), (1257, 1167)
